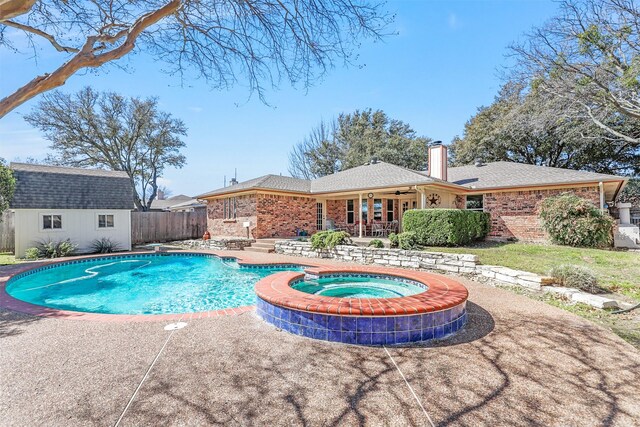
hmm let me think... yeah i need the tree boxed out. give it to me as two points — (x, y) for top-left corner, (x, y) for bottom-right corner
(450, 80), (640, 175)
(509, 0), (640, 145)
(0, 158), (16, 218)
(618, 178), (640, 206)
(24, 87), (187, 211)
(288, 120), (342, 179)
(288, 109), (431, 178)
(0, 0), (390, 118)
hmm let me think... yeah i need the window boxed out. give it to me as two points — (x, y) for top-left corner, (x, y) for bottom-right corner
(223, 197), (237, 219)
(361, 200), (368, 223)
(466, 195), (484, 211)
(373, 199), (383, 221)
(386, 199), (394, 222)
(316, 202), (324, 231)
(98, 214), (115, 228)
(42, 214), (62, 230)
(346, 200), (355, 224)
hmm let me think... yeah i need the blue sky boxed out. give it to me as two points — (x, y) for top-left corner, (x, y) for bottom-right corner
(0, 0), (559, 196)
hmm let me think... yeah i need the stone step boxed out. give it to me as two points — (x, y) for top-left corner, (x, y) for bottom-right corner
(244, 246), (274, 253)
(251, 242), (276, 249)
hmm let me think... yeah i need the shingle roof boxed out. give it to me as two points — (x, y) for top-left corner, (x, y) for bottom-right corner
(10, 163), (134, 210)
(310, 161), (444, 193)
(197, 174), (311, 198)
(447, 161), (626, 190)
(198, 160), (627, 199)
(149, 194), (193, 210)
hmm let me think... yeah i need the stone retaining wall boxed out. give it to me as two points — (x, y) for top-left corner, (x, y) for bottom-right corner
(274, 240), (552, 291)
(172, 237), (254, 250)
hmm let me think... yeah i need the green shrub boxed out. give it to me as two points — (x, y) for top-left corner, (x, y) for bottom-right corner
(90, 238), (122, 254)
(310, 230), (352, 250)
(397, 231), (418, 250)
(402, 209), (490, 246)
(539, 193), (614, 248)
(24, 247), (40, 260)
(549, 264), (600, 293)
(31, 239), (77, 258)
(388, 233), (399, 248)
(368, 239), (384, 248)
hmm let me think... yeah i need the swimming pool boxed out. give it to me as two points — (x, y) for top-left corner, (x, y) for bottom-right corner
(6, 254), (302, 315)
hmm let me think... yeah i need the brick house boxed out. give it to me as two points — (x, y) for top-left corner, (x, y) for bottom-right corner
(197, 145), (628, 242)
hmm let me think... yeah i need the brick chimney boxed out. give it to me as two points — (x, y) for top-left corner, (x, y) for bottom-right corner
(428, 142), (448, 181)
(157, 189), (165, 200)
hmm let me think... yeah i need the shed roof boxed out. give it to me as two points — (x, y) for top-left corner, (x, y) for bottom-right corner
(10, 163), (134, 210)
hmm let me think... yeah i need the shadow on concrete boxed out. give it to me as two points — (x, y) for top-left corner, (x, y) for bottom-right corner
(0, 309), (41, 339)
(391, 314), (640, 426)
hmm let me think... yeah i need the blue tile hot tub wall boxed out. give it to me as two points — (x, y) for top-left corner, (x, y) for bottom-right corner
(256, 297), (467, 346)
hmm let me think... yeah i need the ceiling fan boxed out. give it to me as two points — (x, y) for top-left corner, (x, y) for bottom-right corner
(381, 189), (413, 196)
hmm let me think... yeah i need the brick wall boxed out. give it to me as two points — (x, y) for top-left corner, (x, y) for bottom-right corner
(326, 200), (346, 225)
(206, 194), (258, 238)
(255, 194), (317, 238)
(484, 186), (600, 241)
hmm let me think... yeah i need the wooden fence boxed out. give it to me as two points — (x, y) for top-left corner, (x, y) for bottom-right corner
(0, 211), (14, 252)
(131, 210), (207, 245)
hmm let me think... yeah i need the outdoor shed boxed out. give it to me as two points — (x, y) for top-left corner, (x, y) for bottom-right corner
(9, 163), (134, 258)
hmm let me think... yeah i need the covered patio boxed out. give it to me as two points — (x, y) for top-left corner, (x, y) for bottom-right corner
(316, 182), (465, 238)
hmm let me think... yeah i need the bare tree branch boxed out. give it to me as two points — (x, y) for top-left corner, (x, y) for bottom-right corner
(1, 0), (390, 119)
(2, 19), (79, 52)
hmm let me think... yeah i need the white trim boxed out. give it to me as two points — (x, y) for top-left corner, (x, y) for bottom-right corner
(96, 212), (116, 230)
(39, 212), (64, 232)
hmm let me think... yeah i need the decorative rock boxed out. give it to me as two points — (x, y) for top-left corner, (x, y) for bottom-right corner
(571, 292), (619, 309)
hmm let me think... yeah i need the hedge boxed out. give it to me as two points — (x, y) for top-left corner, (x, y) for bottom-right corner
(402, 209), (490, 246)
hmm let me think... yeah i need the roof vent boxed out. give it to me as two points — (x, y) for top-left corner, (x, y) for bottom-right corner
(229, 177), (239, 185)
(370, 156), (379, 164)
(474, 158), (484, 167)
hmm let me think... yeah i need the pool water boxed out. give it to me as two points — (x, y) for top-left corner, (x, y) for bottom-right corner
(7, 255), (302, 315)
(292, 275), (426, 298)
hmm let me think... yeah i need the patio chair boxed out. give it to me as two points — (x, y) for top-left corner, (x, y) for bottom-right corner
(372, 222), (385, 237)
(383, 221), (395, 237)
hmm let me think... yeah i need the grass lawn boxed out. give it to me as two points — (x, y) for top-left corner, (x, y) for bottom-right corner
(422, 242), (640, 301)
(0, 252), (16, 265)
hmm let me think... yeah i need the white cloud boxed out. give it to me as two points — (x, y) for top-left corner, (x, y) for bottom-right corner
(188, 106), (203, 113)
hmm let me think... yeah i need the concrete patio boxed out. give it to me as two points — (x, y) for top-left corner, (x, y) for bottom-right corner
(1, 252), (640, 426)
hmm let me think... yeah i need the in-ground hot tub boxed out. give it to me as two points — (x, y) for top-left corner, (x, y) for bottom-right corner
(255, 266), (469, 346)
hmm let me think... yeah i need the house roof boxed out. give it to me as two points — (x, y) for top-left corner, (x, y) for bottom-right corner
(149, 194), (193, 210)
(167, 198), (206, 211)
(310, 161), (446, 193)
(198, 174), (311, 198)
(197, 159), (627, 199)
(9, 163), (134, 210)
(447, 161), (627, 190)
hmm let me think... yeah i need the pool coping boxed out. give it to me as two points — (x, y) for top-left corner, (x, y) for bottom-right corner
(0, 250), (320, 322)
(255, 266), (469, 316)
